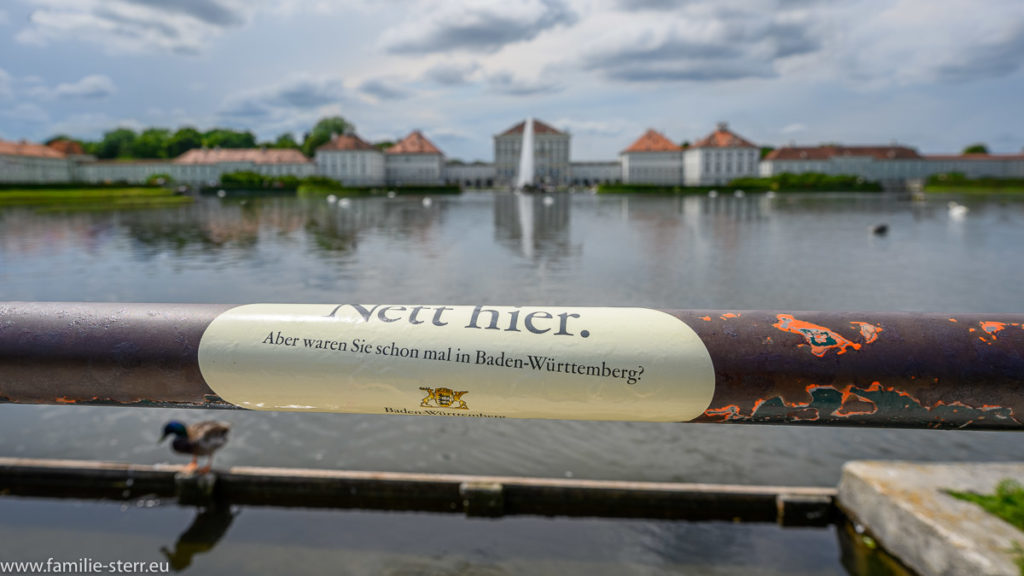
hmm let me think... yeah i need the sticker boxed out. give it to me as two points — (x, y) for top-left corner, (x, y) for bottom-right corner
(197, 304), (715, 422)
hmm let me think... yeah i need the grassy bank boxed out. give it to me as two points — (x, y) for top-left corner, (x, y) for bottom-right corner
(925, 174), (1024, 194)
(596, 173), (882, 195)
(0, 182), (163, 191)
(0, 187), (193, 209)
(926, 185), (1024, 194)
(730, 173), (883, 192)
(595, 183), (739, 195)
(298, 183), (461, 197)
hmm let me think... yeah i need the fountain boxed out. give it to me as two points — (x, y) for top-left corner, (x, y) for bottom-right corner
(515, 117), (536, 192)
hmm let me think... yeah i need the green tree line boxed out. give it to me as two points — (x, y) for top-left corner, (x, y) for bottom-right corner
(45, 117), (354, 160)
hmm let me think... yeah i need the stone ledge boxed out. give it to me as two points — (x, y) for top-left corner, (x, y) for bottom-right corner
(838, 461), (1024, 576)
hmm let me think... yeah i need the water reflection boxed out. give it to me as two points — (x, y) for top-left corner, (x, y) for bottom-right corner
(161, 505), (238, 572)
(0, 496), (847, 575)
(493, 192), (575, 260)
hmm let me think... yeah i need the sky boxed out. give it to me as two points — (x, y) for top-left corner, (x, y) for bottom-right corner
(0, 0), (1022, 161)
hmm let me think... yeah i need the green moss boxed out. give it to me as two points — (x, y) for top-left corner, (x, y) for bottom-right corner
(948, 479), (1024, 575)
(949, 479), (1024, 532)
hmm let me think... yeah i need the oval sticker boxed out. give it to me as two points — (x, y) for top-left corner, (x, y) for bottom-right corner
(197, 304), (715, 422)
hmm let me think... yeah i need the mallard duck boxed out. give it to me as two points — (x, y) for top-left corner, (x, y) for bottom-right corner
(160, 420), (230, 473)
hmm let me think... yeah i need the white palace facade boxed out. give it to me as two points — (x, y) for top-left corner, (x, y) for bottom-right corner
(2, 119), (1023, 188)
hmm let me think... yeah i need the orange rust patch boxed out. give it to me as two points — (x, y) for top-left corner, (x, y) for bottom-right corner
(774, 314), (862, 357)
(980, 321), (1006, 334)
(707, 380), (1010, 423)
(948, 318), (958, 323)
(793, 382), (920, 418)
(704, 404), (742, 421)
(851, 321), (883, 344)
(700, 316), (712, 322)
(720, 313), (740, 320)
(788, 407), (820, 421)
(978, 321), (1007, 343)
(55, 397), (77, 404)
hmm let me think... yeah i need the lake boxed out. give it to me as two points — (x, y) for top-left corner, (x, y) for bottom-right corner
(1, 190), (1022, 574)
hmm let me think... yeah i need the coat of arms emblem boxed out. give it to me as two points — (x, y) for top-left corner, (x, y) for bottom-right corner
(420, 387), (469, 410)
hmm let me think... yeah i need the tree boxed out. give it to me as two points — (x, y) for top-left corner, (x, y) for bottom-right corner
(203, 128), (256, 149)
(97, 128), (138, 159)
(272, 132), (300, 149)
(44, 134), (76, 145)
(962, 143), (989, 155)
(302, 116), (353, 156)
(373, 140), (394, 151)
(132, 128), (171, 158)
(680, 140), (691, 149)
(167, 127), (203, 157)
(760, 146), (775, 159)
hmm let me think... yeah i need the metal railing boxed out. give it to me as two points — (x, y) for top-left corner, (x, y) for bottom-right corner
(1, 302), (1022, 430)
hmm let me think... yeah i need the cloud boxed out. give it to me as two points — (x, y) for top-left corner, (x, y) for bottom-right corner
(486, 71), (563, 96)
(429, 128), (473, 142)
(551, 118), (633, 137)
(54, 74), (116, 99)
(15, 0), (253, 54)
(615, 0), (686, 10)
(121, 0), (246, 27)
(834, 0), (1024, 87)
(46, 113), (143, 139)
(380, 0), (577, 54)
(219, 75), (346, 120)
(580, 8), (822, 82)
(423, 62), (480, 86)
(781, 123), (807, 134)
(359, 78), (408, 101)
(933, 23), (1024, 82)
(1, 103), (51, 125)
(0, 10), (9, 25)
(0, 69), (11, 99)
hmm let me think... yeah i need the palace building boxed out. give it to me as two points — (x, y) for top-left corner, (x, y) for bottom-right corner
(494, 119), (571, 187)
(385, 130), (445, 186)
(4, 120), (1024, 189)
(315, 132), (385, 187)
(0, 139), (75, 183)
(683, 123), (760, 186)
(620, 129), (683, 185)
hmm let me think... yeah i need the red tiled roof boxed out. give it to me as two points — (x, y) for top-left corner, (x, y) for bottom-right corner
(0, 139), (66, 159)
(47, 139), (85, 155)
(317, 133), (377, 152)
(173, 148), (311, 165)
(385, 130), (443, 155)
(89, 159), (172, 165)
(765, 146), (922, 161)
(693, 123), (756, 149)
(924, 154), (1024, 161)
(499, 119), (564, 136)
(622, 129), (681, 153)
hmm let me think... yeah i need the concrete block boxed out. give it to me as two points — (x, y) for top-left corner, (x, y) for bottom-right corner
(838, 461), (1024, 576)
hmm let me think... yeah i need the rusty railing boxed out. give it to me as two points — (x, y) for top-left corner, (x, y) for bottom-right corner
(1, 302), (1022, 430)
